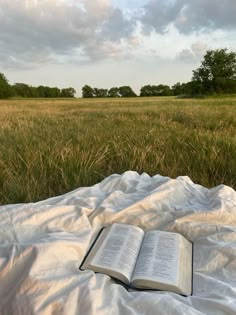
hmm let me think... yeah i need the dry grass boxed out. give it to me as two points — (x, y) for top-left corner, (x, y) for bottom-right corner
(0, 96), (235, 205)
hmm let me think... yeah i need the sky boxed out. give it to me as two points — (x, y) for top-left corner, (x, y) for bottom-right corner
(0, 0), (236, 95)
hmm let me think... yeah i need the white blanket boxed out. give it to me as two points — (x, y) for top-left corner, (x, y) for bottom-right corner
(0, 171), (236, 315)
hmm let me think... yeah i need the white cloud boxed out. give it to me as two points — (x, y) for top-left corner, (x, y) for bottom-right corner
(0, 0), (137, 68)
(1, 0), (236, 91)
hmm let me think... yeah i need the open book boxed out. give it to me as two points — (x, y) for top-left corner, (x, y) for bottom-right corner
(81, 223), (193, 296)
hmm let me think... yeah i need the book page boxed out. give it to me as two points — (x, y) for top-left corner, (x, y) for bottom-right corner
(132, 230), (180, 284)
(177, 237), (192, 295)
(90, 223), (144, 282)
(81, 227), (111, 270)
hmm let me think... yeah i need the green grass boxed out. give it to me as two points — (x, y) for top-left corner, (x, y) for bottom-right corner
(0, 96), (236, 205)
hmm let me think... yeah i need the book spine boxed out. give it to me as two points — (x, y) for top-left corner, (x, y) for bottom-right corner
(79, 227), (105, 271)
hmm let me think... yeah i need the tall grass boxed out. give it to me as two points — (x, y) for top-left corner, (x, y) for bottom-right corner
(0, 97), (235, 205)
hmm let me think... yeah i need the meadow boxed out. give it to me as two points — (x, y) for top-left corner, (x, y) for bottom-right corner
(0, 96), (235, 205)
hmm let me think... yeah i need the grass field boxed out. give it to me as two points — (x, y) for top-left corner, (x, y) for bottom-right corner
(0, 96), (235, 205)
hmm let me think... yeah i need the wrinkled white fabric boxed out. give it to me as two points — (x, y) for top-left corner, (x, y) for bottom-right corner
(0, 171), (235, 315)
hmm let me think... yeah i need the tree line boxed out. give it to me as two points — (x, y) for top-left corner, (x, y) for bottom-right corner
(1, 48), (236, 99)
(82, 49), (236, 98)
(82, 85), (137, 98)
(0, 75), (76, 99)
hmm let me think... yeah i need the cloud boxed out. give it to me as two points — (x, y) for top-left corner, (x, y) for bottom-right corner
(177, 41), (208, 63)
(177, 0), (236, 34)
(0, 0), (235, 70)
(191, 42), (208, 58)
(141, 0), (184, 34)
(141, 0), (236, 34)
(0, 0), (136, 68)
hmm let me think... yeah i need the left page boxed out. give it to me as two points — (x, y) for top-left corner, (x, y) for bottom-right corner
(83, 223), (144, 284)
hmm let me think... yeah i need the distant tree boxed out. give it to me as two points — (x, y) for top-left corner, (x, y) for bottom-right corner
(13, 83), (33, 97)
(181, 82), (194, 96)
(0, 73), (12, 98)
(30, 86), (40, 97)
(108, 87), (119, 97)
(192, 48), (236, 94)
(140, 85), (154, 97)
(37, 85), (47, 97)
(36, 86), (63, 98)
(140, 84), (172, 96)
(172, 82), (194, 96)
(108, 87), (120, 97)
(93, 88), (108, 98)
(50, 87), (61, 98)
(118, 86), (136, 97)
(61, 87), (76, 98)
(82, 85), (94, 98)
(172, 81), (204, 97)
(6, 79), (76, 99)
(155, 84), (173, 96)
(172, 82), (184, 96)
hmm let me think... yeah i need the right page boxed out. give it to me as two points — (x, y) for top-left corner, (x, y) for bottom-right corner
(131, 230), (192, 296)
